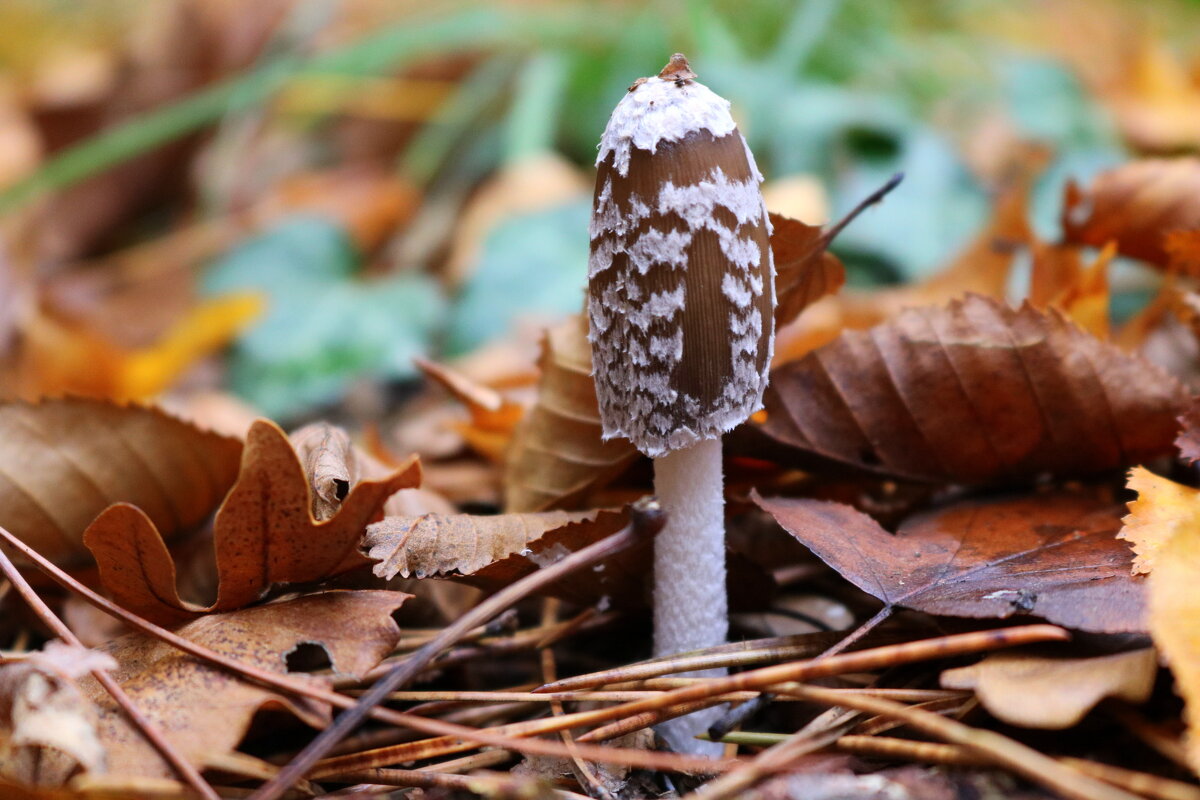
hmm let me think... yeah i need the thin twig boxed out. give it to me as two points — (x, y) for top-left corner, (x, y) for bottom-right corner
(837, 736), (1200, 800)
(541, 597), (612, 800)
(538, 628), (896, 692)
(785, 684), (1141, 800)
(0, 546), (220, 800)
(250, 500), (665, 800)
(318, 625), (1066, 772)
(819, 172), (904, 247)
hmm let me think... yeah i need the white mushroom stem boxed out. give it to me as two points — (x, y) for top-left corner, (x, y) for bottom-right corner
(652, 436), (728, 756)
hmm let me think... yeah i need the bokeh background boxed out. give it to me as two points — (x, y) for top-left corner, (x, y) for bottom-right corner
(1, 0), (1198, 423)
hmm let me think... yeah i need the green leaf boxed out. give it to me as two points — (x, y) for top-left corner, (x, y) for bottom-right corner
(445, 200), (590, 356)
(203, 217), (445, 418)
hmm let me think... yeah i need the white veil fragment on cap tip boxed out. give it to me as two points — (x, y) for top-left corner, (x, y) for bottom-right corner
(596, 76), (737, 176)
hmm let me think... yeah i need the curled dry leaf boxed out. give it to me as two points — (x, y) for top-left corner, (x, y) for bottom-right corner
(83, 419), (420, 625)
(0, 642), (116, 788)
(1062, 158), (1200, 268)
(366, 507), (649, 607)
(78, 590), (407, 780)
(0, 399), (242, 568)
(757, 489), (1145, 633)
(1120, 467), (1200, 773)
(290, 422), (361, 521)
(941, 648), (1157, 729)
(761, 295), (1187, 484)
(504, 315), (638, 512)
(768, 213), (845, 328)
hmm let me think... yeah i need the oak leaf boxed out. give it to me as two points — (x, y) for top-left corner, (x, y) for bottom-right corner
(940, 648), (1156, 729)
(0, 399), (242, 569)
(1062, 158), (1200, 268)
(1120, 467), (1200, 773)
(78, 590), (407, 780)
(760, 295), (1187, 484)
(83, 419), (420, 625)
(757, 489), (1145, 633)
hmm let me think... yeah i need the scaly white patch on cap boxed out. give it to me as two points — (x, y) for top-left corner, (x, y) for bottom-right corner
(596, 76), (737, 177)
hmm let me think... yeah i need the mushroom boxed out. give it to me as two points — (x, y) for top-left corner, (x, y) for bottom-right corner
(586, 54), (774, 753)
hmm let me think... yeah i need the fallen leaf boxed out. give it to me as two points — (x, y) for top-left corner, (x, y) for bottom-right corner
(0, 399), (242, 568)
(504, 315), (639, 512)
(768, 213), (846, 328)
(757, 489), (1145, 633)
(1046, 242), (1115, 340)
(290, 422), (359, 522)
(415, 357), (527, 463)
(79, 590), (407, 779)
(940, 648), (1157, 729)
(83, 419), (420, 624)
(1122, 467), (1199, 575)
(1063, 158), (1200, 268)
(366, 507), (648, 606)
(0, 642), (116, 788)
(1120, 467), (1200, 773)
(760, 295), (1187, 484)
(1178, 402), (1200, 465)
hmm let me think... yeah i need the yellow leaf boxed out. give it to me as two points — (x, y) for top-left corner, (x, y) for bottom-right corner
(1120, 466), (1200, 775)
(116, 292), (263, 399)
(1120, 466), (1200, 575)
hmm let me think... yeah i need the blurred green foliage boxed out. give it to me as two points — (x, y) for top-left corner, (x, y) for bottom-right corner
(7, 0), (1194, 417)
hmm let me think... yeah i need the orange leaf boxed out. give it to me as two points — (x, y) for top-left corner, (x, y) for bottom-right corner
(84, 420), (420, 624)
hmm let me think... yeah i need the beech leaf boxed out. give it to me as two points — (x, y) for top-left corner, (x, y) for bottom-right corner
(0, 399), (242, 568)
(757, 489), (1145, 633)
(504, 315), (638, 512)
(83, 419), (420, 625)
(78, 590), (407, 780)
(366, 507), (648, 606)
(761, 294), (1187, 484)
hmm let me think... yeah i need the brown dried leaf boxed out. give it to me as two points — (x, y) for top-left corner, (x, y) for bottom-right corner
(504, 315), (638, 512)
(290, 422), (358, 521)
(940, 648), (1157, 729)
(1178, 401), (1200, 465)
(365, 507), (648, 607)
(1063, 158), (1200, 268)
(0, 399), (242, 568)
(756, 490), (1145, 633)
(761, 295), (1187, 484)
(0, 643), (116, 788)
(79, 590), (406, 780)
(768, 213), (845, 328)
(83, 419), (420, 625)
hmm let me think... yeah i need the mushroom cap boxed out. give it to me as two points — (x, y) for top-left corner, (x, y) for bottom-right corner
(587, 55), (775, 458)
